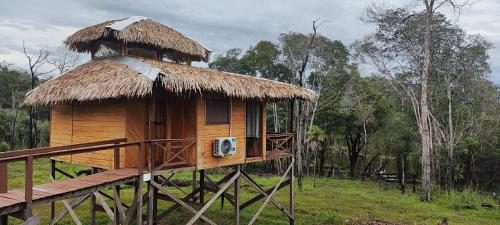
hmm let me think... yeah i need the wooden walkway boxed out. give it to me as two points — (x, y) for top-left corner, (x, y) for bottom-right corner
(0, 168), (139, 216)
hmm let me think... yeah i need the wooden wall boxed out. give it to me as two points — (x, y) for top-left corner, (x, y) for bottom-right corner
(51, 101), (127, 169)
(167, 95), (197, 166)
(196, 96), (247, 169)
(49, 95), (269, 170)
(125, 99), (148, 168)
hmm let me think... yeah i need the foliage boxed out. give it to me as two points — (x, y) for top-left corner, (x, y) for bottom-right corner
(0, 141), (10, 152)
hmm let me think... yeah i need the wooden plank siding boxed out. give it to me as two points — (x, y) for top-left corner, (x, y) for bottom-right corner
(196, 96), (247, 169)
(125, 99), (148, 168)
(49, 95), (269, 170)
(51, 101), (128, 169)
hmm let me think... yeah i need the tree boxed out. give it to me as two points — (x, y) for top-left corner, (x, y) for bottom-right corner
(355, 0), (472, 201)
(23, 42), (53, 148)
(48, 45), (81, 74)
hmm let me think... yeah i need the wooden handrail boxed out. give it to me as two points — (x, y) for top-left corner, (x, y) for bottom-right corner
(0, 138), (128, 160)
(0, 137), (198, 207)
(0, 141), (143, 163)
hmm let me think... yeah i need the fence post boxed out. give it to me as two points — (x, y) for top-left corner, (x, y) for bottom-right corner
(0, 161), (7, 225)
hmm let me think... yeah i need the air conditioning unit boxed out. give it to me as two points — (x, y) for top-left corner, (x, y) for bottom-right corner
(213, 137), (236, 157)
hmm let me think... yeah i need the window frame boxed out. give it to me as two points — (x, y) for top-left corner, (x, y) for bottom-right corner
(205, 98), (231, 125)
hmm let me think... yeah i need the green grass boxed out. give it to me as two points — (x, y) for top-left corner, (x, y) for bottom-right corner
(4, 159), (500, 224)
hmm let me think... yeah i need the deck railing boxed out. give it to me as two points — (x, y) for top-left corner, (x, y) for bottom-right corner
(266, 133), (295, 160)
(0, 138), (147, 207)
(149, 138), (197, 171)
(0, 137), (201, 208)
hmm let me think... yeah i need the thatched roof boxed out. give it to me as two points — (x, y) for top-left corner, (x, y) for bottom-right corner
(65, 17), (211, 62)
(23, 56), (316, 106)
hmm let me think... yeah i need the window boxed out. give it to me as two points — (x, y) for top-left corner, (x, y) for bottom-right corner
(246, 102), (261, 138)
(206, 99), (230, 124)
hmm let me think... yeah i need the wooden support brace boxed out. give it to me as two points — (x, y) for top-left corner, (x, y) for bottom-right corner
(240, 172), (292, 219)
(186, 170), (241, 225)
(151, 181), (216, 225)
(248, 158), (294, 225)
(21, 215), (39, 225)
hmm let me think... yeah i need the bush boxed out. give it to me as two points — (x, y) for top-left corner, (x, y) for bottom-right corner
(437, 188), (498, 210)
(0, 141), (10, 152)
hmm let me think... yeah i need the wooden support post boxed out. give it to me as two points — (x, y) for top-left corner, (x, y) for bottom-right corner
(290, 159), (295, 225)
(50, 160), (56, 221)
(147, 142), (156, 225)
(24, 156), (33, 220)
(200, 170), (205, 204)
(192, 170), (197, 201)
(90, 168), (96, 225)
(235, 165), (241, 225)
(289, 100), (296, 225)
(114, 144), (121, 225)
(0, 161), (7, 225)
(136, 177), (143, 225)
(137, 142), (145, 225)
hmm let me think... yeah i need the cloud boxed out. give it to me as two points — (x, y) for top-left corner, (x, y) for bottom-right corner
(0, 0), (498, 83)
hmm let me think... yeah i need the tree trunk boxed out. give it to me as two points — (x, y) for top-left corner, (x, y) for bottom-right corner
(446, 86), (455, 190)
(420, 3), (433, 202)
(29, 74), (35, 149)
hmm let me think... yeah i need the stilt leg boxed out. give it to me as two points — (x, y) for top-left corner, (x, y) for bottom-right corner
(147, 181), (154, 225)
(153, 177), (158, 225)
(50, 160), (56, 221)
(192, 171), (197, 201)
(90, 168), (96, 225)
(90, 194), (96, 225)
(289, 160), (294, 225)
(137, 178), (143, 225)
(0, 215), (7, 225)
(235, 165), (241, 225)
(200, 170), (205, 204)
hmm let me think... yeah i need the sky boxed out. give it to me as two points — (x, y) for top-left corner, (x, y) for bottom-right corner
(0, 0), (499, 84)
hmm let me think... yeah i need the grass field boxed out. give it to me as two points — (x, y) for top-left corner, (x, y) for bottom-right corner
(4, 159), (500, 225)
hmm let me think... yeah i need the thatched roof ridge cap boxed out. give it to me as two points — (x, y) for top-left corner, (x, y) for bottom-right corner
(105, 16), (147, 30)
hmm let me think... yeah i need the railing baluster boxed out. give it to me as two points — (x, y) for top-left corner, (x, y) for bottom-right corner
(25, 155), (33, 218)
(114, 143), (120, 170)
(0, 162), (7, 193)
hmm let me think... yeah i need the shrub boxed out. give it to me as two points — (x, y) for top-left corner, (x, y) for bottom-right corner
(0, 141), (10, 152)
(437, 188), (497, 210)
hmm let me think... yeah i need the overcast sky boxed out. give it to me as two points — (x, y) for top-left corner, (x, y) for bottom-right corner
(1, 0), (499, 84)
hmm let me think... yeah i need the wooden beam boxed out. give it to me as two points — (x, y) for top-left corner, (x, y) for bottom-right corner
(94, 192), (115, 220)
(151, 181), (216, 225)
(186, 171), (240, 225)
(21, 215), (39, 225)
(235, 165), (241, 225)
(239, 172), (292, 219)
(289, 159), (295, 225)
(49, 160), (56, 221)
(248, 159), (294, 225)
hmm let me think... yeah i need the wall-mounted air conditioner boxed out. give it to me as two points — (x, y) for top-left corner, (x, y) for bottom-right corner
(213, 137), (236, 157)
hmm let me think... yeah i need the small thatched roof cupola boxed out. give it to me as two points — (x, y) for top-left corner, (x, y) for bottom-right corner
(65, 16), (211, 63)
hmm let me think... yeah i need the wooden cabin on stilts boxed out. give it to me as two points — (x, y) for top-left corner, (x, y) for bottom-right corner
(0, 16), (315, 225)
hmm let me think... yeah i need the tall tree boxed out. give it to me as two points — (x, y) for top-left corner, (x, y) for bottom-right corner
(23, 42), (52, 148)
(355, 0), (472, 201)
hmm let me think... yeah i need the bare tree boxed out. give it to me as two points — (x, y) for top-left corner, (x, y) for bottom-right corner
(281, 18), (328, 190)
(48, 45), (81, 74)
(23, 41), (53, 148)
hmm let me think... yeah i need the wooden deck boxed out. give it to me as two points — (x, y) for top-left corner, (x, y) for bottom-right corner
(0, 168), (139, 216)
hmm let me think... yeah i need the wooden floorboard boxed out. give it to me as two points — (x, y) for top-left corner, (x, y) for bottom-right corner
(0, 168), (140, 215)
